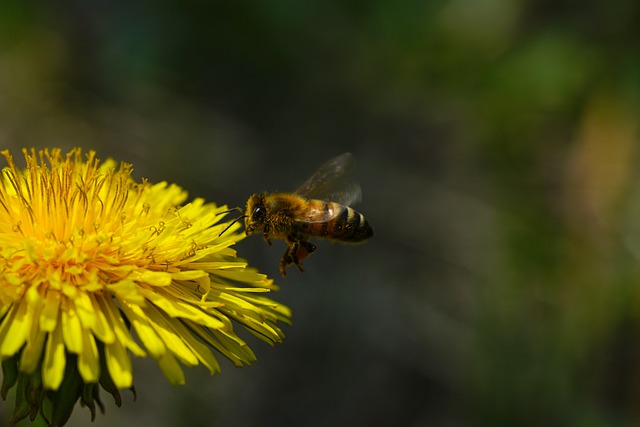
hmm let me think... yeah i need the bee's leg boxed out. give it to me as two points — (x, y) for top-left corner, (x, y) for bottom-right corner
(262, 224), (272, 246)
(279, 239), (316, 277)
(295, 240), (316, 262)
(279, 241), (297, 277)
(262, 230), (272, 246)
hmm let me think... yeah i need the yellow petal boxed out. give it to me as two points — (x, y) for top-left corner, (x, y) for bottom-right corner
(105, 340), (133, 389)
(106, 279), (146, 305)
(118, 299), (166, 359)
(139, 287), (225, 329)
(213, 329), (257, 365)
(0, 300), (30, 357)
(40, 290), (61, 332)
(61, 301), (82, 354)
(87, 293), (115, 344)
(213, 268), (271, 284)
(156, 351), (185, 386)
(145, 305), (198, 366)
(129, 270), (172, 287)
(20, 320), (47, 372)
(169, 319), (221, 375)
(73, 290), (96, 330)
(43, 327), (66, 390)
(77, 331), (100, 383)
(97, 294), (146, 357)
(182, 320), (243, 367)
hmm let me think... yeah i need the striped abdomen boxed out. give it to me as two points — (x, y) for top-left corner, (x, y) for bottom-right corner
(297, 200), (373, 243)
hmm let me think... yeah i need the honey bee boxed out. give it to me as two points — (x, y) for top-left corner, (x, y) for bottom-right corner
(222, 153), (373, 276)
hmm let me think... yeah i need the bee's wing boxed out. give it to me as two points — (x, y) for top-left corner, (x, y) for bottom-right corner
(294, 152), (362, 207)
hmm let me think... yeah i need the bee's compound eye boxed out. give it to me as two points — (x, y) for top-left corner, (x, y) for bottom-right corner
(253, 206), (265, 222)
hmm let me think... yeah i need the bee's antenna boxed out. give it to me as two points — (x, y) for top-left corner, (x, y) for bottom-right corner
(218, 207), (247, 237)
(219, 207), (244, 215)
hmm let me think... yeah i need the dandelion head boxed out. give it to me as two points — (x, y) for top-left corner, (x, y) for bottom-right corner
(0, 148), (291, 426)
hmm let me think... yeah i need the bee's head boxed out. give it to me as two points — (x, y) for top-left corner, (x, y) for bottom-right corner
(245, 193), (267, 235)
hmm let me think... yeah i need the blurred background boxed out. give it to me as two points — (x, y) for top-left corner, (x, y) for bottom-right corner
(2, 1), (640, 426)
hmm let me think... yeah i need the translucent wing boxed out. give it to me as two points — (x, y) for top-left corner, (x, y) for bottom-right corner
(294, 152), (362, 206)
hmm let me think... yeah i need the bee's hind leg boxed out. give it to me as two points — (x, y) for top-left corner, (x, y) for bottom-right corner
(279, 243), (296, 277)
(280, 239), (316, 277)
(296, 240), (316, 262)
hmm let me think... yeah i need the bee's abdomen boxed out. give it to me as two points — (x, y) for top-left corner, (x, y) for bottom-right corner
(316, 202), (373, 243)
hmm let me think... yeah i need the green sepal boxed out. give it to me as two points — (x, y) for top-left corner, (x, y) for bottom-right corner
(49, 355), (82, 427)
(97, 341), (123, 406)
(80, 382), (99, 421)
(1, 356), (19, 399)
(8, 373), (31, 426)
(26, 368), (44, 422)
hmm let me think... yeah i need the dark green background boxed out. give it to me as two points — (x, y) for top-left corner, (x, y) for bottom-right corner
(2, 1), (640, 426)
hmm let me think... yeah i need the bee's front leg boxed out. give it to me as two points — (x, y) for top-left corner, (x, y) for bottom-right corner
(262, 224), (273, 246)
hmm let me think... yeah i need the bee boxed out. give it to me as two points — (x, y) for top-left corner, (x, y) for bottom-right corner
(222, 153), (373, 276)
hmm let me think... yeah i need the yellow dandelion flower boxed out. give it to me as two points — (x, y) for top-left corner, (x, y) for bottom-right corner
(0, 148), (291, 426)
